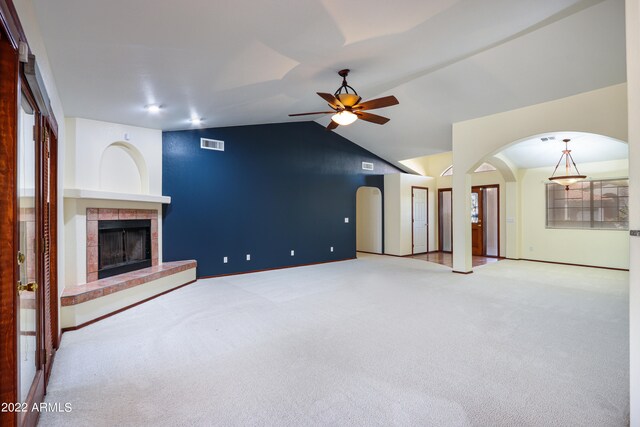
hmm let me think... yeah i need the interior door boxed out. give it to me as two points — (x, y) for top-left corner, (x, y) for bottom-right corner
(471, 187), (484, 256)
(17, 89), (45, 423)
(438, 189), (452, 252)
(412, 187), (428, 254)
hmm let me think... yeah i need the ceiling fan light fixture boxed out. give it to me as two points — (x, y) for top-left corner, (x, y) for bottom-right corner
(548, 138), (587, 190)
(288, 68), (398, 130)
(331, 110), (357, 126)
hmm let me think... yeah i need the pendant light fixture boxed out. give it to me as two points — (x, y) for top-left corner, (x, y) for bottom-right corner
(548, 138), (587, 190)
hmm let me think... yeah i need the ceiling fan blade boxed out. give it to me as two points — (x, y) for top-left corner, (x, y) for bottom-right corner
(353, 95), (399, 111)
(354, 111), (390, 125)
(326, 120), (339, 131)
(317, 92), (344, 109)
(289, 111), (335, 117)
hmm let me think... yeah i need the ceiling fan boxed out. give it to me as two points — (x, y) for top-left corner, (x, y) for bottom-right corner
(289, 69), (399, 131)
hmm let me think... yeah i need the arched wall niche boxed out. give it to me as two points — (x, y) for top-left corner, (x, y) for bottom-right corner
(98, 141), (150, 194)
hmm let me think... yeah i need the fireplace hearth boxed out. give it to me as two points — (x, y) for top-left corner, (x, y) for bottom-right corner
(98, 219), (151, 279)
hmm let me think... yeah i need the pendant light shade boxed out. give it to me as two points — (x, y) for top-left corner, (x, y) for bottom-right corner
(548, 139), (587, 190)
(331, 110), (357, 126)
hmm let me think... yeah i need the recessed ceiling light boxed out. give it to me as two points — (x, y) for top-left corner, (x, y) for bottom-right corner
(190, 117), (203, 125)
(145, 104), (161, 113)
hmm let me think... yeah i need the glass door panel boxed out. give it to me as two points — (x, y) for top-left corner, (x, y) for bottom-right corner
(18, 92), (38, 402)
(484, 187), (499, 257)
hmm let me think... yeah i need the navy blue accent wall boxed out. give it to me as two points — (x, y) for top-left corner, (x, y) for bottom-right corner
(162, 121), (402, 277)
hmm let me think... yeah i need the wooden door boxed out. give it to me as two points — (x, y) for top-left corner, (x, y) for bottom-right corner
(471, 187), (484, 256)
(412, 187), (428, 254)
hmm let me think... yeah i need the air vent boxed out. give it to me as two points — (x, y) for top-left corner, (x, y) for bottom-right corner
(201, 138), (224, 151)
(362, 162), (374, 171)
(540, 136), (556, 142)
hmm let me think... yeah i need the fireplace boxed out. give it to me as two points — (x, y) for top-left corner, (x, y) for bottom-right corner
(86, 208), (159, 283)
(98, 219), (151, 279)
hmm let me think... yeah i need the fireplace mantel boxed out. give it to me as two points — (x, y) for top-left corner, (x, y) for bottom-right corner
(64, 188), (171, 204)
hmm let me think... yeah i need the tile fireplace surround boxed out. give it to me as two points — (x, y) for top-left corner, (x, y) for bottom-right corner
(86, 208), (158, 283)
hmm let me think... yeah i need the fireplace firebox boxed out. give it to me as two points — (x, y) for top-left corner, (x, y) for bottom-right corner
(98, 219), (151, 279)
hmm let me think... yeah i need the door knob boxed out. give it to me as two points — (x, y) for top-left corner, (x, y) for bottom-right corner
(17, 281), (38, 293)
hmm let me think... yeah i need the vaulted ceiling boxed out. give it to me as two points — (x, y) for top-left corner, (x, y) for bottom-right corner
(33, 0), (626, 168)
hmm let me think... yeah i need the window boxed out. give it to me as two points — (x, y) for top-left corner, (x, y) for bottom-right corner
(471, 192), (479, 223)
(474, 162), (497, 173)
(546, 179), (628, 230)
(440, 162), (496, 177)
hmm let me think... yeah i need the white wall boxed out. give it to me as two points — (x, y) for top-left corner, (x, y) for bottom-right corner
(384, 173), (435, 256)
(62, 118), (165, 289)
(519, 159), (629, 269)
(356, 187), (382, 253)
(452, 84), (628, 272)
(626, 0), (640, 424)
(65, 118), (162, 195)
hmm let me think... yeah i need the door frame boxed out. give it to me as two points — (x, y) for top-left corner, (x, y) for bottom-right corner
(355, 186), (383, 254)
(0, 12), (21, 423)
(471, 184), (500, 257)
(437, 188), (453, 253)
(411, 186), (429, 255)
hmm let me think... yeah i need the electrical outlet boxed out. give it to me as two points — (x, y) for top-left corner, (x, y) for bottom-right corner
(330, 246), (334, 252)
(223, 256), (228, 263)
(246, 254), (251, 261)
(290, 250), (295, 256)
(344, 217), (349, 223)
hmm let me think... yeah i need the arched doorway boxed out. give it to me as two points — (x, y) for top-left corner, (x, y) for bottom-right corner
(356, 186), (382, 254)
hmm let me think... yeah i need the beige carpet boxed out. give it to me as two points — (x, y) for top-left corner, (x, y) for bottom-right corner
(40, 254), (629, 426)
